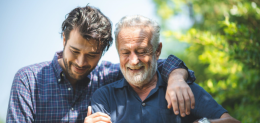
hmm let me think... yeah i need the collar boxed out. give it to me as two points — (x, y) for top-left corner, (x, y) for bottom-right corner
(52, 51), (64, 83)
(114, 70), (167, 89)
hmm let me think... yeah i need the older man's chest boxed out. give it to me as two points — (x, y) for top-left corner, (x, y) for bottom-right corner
(109, 87), (185, 123)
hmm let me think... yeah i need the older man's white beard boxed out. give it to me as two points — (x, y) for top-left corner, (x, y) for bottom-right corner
(121, 57), (157, 88)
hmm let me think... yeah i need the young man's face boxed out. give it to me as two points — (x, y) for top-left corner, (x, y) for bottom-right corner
(62, 29), (102, 81)
(117, 27), (162, 87)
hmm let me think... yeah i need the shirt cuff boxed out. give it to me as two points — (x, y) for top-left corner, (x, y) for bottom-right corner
(162, 55), (196, 84)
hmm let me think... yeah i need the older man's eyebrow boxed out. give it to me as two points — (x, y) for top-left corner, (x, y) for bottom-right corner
(119, 48), (129, 51)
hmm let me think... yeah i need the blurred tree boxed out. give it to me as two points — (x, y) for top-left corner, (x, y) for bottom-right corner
(153, 0), (260, 122)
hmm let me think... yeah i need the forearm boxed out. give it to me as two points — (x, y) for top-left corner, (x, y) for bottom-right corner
(209, 118), (241, 123)
(196, 113), (241, 123)
(209, 113), (241, 123)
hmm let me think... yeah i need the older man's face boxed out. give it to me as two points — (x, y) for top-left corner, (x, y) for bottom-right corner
(117, 27), (161, 87)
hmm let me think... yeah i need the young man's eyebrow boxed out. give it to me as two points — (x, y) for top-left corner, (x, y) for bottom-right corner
(70, 46), (80, 51)
(89, 52), (101, 54)
(70, 45), (100, 54)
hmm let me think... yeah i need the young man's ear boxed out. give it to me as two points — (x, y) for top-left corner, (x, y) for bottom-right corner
(62, 33), (66, 47)
(156, 42), (162, 60)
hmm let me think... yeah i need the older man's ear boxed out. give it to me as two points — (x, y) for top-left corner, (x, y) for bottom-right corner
(155, 42), (162, 60)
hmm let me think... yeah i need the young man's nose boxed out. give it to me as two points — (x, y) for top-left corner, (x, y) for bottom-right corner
(76, 55), (88, 67)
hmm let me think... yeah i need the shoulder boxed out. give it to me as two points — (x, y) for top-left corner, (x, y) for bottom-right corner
(189, 83), (208, 94)
(94, 61), (120, 71)
(94, 79), (124, 93)
(93, 79), (124, 97)
(189, 83), (228, 118)
(16, 61), (52, 75)
(188, 83), (215, 103)
(13, 61), (52, 85)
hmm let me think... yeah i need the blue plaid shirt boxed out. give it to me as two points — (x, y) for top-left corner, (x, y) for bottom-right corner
(6, 51), (195, 123)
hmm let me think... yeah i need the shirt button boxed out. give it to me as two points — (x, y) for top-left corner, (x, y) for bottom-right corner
(71, 108), (74, 111)
(68, 88), (71, 91)
(62, 74), (64, 77)
(142, 103), (146, 106)
(58, 79), (61, 82)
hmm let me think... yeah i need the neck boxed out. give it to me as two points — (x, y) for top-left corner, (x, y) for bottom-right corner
(129, 73), (158, 101)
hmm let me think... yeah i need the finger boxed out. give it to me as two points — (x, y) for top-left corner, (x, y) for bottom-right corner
(176, 91), (185, 117)
(85, 115), (111, 123)
(96, 121), (111, 123)
(96, 121), (110, 123)
(183, 90), (191, 115)
(93, 116), (111, 123)
(169, 92), (179, 115)
(165, 93), (172, 109)
(91, 112), (111, 118)
(188, 88), (195, 109)
(87, 106), (92, 116)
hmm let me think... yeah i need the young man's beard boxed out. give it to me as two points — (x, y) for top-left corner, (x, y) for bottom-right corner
(63, 57), (91, 81)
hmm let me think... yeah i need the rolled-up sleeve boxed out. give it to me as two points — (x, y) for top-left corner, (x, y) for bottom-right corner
(158, 55), (196, 84)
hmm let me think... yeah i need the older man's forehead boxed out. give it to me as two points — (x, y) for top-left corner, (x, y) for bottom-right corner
(119, 27), (152, 40)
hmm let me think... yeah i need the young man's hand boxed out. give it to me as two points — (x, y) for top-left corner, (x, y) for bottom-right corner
(165, 68), (195, 117)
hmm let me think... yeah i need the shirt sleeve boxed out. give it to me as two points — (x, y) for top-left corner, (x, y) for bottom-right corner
(6, 69), (34, 123)
(190, 83), (228, 119)
(97, 54), (195, 85)
(157, 55), (196, 84)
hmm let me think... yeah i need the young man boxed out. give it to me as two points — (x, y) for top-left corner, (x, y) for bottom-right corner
(90, 15), (240, 123)
(7, 6), (195, 123)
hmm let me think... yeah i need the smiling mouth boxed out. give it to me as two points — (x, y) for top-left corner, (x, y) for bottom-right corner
(73, 66), (88, 74)
(127, 66), (144, 72)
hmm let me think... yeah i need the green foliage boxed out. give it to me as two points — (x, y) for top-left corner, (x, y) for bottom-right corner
(153, 0), (260, 122)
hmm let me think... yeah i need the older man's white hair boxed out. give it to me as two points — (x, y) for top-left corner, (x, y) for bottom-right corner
(114, 15), (161, 52)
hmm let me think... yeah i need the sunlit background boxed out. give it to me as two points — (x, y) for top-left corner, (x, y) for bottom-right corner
(1, 0), (259, 122)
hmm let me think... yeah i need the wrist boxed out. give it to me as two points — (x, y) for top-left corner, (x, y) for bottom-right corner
(198, 117), (211, 123)
(168, 70), (186, 84)
(168, 68), (188, 80)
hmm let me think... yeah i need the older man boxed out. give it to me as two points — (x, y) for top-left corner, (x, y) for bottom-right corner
(90, 15), (240, 123)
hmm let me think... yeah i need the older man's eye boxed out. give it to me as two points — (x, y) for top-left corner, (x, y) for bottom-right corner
(138, 51), (146, 54)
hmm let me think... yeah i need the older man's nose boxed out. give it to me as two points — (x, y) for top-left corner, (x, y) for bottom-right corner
(129, 53), (139, 66)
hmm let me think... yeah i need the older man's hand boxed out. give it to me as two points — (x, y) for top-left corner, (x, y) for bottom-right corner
(84, 106), (111, 123)
(165, 68), (195, 117)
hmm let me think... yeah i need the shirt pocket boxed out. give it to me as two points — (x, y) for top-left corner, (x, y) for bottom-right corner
(160, 109), (181, 123)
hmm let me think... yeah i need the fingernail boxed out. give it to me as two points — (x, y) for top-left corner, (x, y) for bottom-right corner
(182, 113), (185, 117)
(175, 111), (179, 114)
(186, 112), (190, 115)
